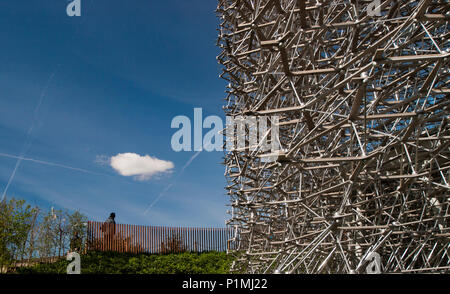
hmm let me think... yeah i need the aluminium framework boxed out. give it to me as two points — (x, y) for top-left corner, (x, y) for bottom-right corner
(217, 0), (449, 273)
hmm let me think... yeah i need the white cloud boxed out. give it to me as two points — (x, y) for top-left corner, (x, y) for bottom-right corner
(110, 153), (174, 181)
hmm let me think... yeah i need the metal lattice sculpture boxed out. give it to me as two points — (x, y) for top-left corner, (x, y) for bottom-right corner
(217, 0), (449, 273)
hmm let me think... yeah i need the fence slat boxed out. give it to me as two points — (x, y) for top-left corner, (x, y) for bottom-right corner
(190, 228), (193, 252)
(152, 226), (156, 253)
(134, 225), (137, 254)
(201, 228), (205, 252)
(139, 225), (142, 253)
(127, 224), (130, 253)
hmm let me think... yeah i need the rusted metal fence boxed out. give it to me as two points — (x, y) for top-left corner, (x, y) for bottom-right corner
(86, 221), (234, 254)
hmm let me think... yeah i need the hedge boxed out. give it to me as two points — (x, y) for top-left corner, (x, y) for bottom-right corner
(16, 250), (234, 274)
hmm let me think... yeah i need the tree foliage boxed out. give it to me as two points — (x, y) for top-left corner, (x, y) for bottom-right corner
(0, 197), (87, 272)
(0, 198), (37, 271)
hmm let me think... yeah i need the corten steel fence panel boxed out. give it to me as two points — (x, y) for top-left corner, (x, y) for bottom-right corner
(86, 221), (232, 254)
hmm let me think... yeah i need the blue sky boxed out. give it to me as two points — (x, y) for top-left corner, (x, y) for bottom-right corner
(0, 0), (229, 227)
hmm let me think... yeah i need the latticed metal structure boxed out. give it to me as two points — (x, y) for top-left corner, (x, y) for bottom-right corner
(217, 0), (449, 273)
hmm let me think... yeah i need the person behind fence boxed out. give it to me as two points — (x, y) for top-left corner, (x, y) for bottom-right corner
(101, 212), (116, 249)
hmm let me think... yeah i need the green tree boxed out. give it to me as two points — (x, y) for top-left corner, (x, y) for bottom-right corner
(37, 208), (88, 258)
(0, 198), (37, 271)
(0, 197), (88, 272)
(36, 209), (59, 258)
(67, 210), (88, 253)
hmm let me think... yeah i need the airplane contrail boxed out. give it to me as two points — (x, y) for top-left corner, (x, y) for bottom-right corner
(142, 183), (174, 215)
(2, 65), (61, 202)
(180, 150), (202, 174)
(0, 152), (108, 177)
(1, 1), (96, 202)
(143, 150), (202, 215)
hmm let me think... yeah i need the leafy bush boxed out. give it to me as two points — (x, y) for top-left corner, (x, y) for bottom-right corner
(16, 250), (234, 274)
